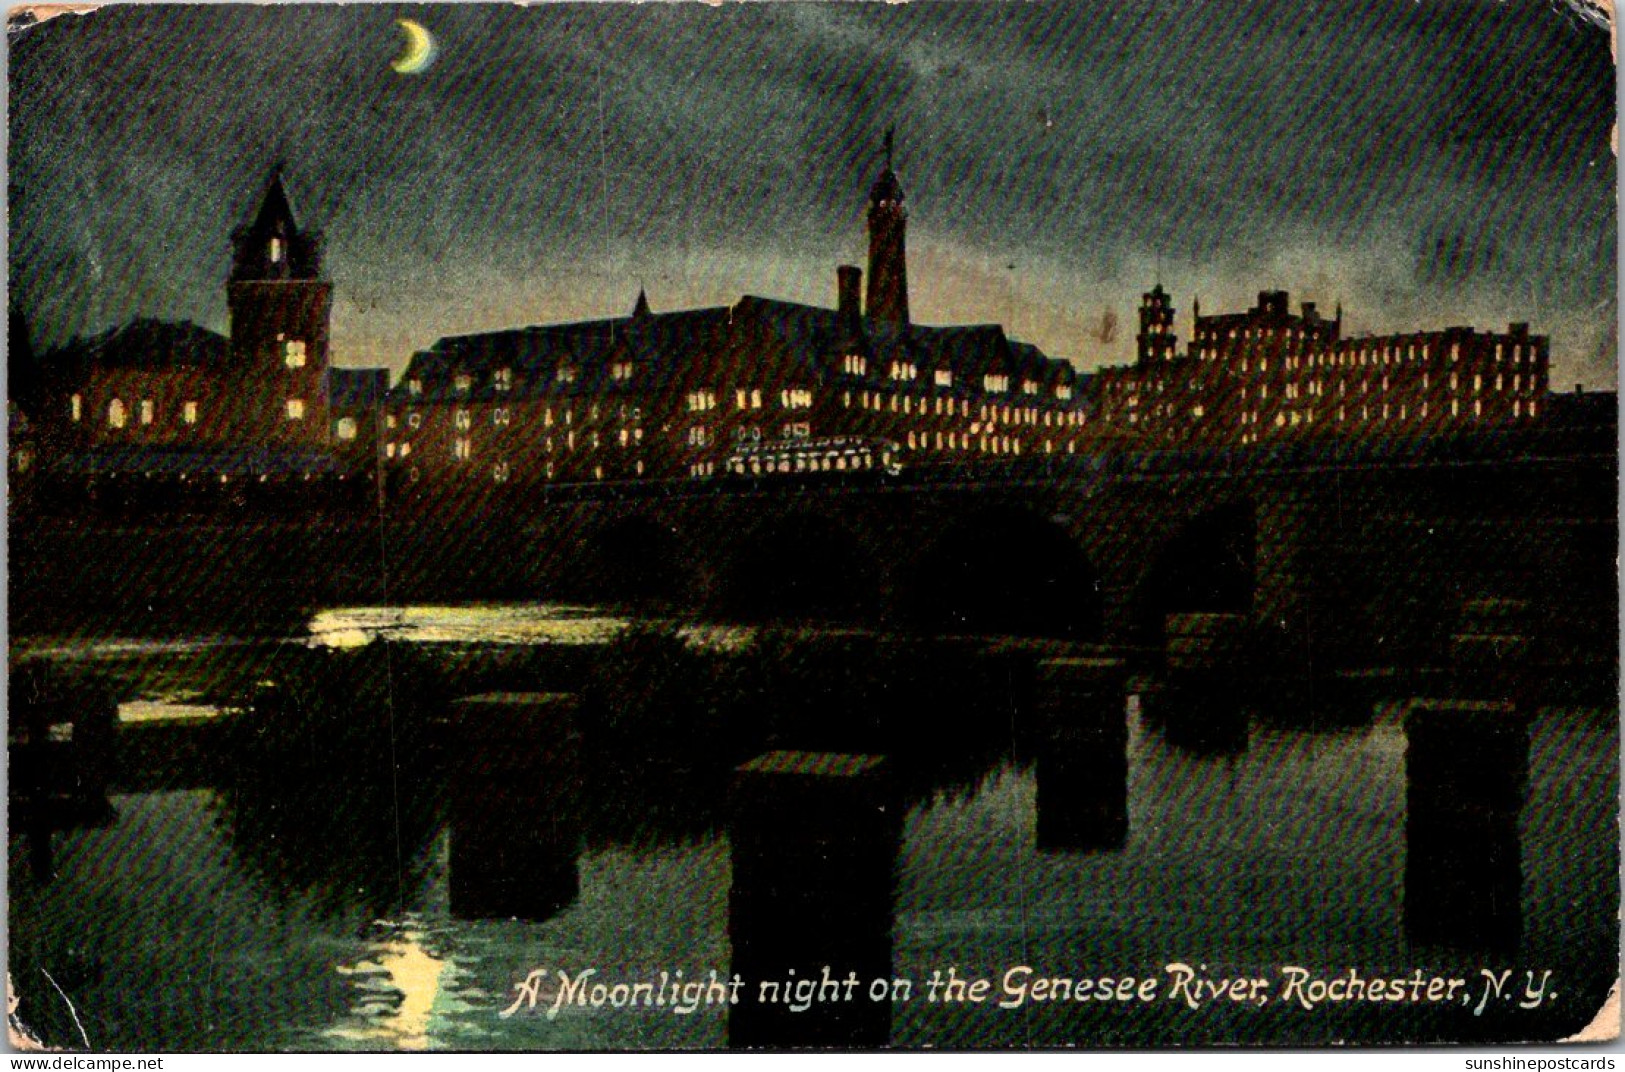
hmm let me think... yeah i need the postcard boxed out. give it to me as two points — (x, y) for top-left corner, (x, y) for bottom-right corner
(7, 0), (1618, 1053)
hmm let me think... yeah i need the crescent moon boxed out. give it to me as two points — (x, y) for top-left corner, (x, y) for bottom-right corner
(391, 19), (435, 75)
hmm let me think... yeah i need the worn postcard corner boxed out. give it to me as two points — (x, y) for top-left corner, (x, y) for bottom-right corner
(7, 0), (1618, 1055)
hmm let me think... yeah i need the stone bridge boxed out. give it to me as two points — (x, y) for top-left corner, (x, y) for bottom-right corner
(16, 432), (1615, 690)
(445, 437), (1615, 677)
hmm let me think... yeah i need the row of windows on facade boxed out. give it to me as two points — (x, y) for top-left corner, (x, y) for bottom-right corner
(684, 421), (1074, 457)
(684, 388), (815, 412)
(404, 362), (632, 397)
(387, 403), (643, 433)
(1190, 337), (1536, 367)
(74, 394), (310, 427)
(1113, 370), (1539, 409)
(1190, 327), (1334, 351)
(836, 391), (1088, 428)
(385, 424), (647, 460)
(838, 353), (1071, 398)
(1126, 396), (1538, 431)
(399, 458), (646, 484)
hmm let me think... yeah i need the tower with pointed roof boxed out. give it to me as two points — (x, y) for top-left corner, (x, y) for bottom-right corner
(227, 167), (333, 446)
(866, 128), (909, 328)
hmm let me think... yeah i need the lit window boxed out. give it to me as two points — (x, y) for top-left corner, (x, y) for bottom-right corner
(269, 237), (284, 264)
(336, 416), (357, 440)
(453, 436), (472, 460)
(70, 394), (83, 422)
(1056, 385), (1071, 400)
(612, 362), (634, 381)
(286, 398), (305, 420)
(408, 411), (422, 429)
(983, 374), (1008, 393)
(386, 442), (397, 459)
(935, 369), (953, 387)
(1023, 381), (1039, 396)
(688, 425), (709, 447)
(183, 401), (199, 425)
(140, 399), (155, 425)
(408, 378), (423, 397)
(494, 367), (513, 393)
(493, 460), (511, 483)
(108, 399), (126, 428)
(493, 408), (511, 427)
(751, 389), (762, 409)
(454, 374), (472, 394)
(455, 410), (472, 431)
(558, 365), (577, 383)
(282, 339), (307, 368)
(400, 442), (412, 458)
(843, 354), (868, 376)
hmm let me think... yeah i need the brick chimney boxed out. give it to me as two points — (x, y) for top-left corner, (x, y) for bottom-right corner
(837, 265), (862, 334)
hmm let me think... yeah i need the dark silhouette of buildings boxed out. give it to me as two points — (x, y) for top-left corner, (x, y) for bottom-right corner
(1096, 289), (1550, 445)
(29, 170), (382, 504)
(23, 138), (1567, 514)
(379, 138), (1086, 504)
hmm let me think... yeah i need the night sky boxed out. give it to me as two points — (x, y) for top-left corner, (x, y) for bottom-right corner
(9, 1), (1617, 387)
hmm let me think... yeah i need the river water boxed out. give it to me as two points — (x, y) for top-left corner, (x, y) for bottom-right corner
(7, 605), (1618, 1050)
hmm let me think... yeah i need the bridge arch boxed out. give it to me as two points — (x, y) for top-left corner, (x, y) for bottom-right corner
(902, 505), (1103, 640)
(715, 510), (879, 622)
(1127, 499), (1257, 649)
(572, 513), (691, 606)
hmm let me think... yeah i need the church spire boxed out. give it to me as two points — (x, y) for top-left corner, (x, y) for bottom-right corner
(632, 286), (652, 319)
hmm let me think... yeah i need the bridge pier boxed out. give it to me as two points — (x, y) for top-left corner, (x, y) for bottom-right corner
(728, 751), (897, 1049)
(1147, 613), (1250, 752)
(1404, 698), (1526, 954)
(1033, 658), (1130, 851)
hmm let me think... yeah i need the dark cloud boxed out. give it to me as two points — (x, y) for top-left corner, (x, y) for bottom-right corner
(9, 1), (1615, 385)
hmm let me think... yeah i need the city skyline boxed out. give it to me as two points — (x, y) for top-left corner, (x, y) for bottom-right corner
(9, 1), (1616, 387)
